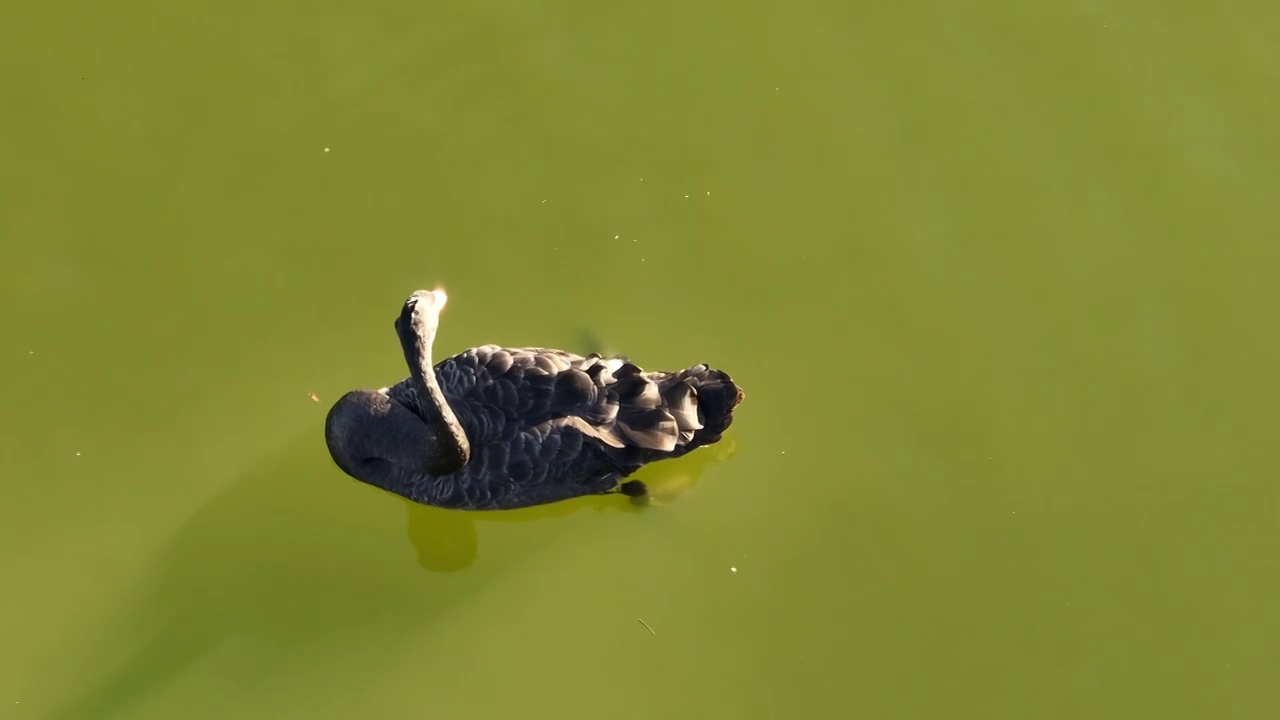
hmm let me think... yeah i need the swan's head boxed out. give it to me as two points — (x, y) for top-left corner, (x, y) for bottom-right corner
(397, 288), (448, 339)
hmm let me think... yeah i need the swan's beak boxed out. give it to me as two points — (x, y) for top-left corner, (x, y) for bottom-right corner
(408, 288), (448, 315)
(423, 289), (447, 311)
(404, 289), (448, 338)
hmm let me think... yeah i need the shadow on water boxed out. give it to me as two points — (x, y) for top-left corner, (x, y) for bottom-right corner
(45, 426), (738, 719)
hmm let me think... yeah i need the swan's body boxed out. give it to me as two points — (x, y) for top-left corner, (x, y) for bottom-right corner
(324, 290), (744, 510)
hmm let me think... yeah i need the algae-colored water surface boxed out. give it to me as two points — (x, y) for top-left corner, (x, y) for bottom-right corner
(3, 2), (1277, 718)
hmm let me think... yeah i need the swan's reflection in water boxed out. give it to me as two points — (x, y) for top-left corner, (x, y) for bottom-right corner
(406, 433), (739, 572)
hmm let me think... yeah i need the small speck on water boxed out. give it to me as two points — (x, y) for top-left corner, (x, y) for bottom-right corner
(730, 567), (737, 573)
(706, 191), (711, 195)
(540, 199), (547, 204)
(323, 147), (330, 153)
(614, 235), (619, 240)
(684, 195), (690, 198)
(637, 618), (656, 635)
(75, 452), (81, 457)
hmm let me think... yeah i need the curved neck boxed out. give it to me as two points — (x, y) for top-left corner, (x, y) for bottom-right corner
(398, 317), (471, 474)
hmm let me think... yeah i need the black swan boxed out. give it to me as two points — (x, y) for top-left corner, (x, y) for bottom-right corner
(324, 289), (744, 509)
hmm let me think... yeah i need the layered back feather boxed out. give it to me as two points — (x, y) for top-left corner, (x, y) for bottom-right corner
(386, 344), (743, 478)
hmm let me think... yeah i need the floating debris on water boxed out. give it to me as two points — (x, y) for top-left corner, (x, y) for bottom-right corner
(323, 147), (330, 153)
(638, 618), (656, 635)
(308, 392), (320, 402)
(730, 566), (737, 573)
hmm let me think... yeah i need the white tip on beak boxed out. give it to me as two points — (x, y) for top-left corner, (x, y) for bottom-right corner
(408, 288), (448, 313)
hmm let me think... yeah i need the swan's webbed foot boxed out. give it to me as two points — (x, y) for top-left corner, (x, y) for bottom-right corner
(618, 480), (647, 497)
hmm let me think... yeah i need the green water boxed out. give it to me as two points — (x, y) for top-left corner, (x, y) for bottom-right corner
(3, 1), (1278, 718)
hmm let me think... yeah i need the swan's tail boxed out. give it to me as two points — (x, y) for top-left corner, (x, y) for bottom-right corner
(604, 361), (744, 463)
(669, 364), (744, 448)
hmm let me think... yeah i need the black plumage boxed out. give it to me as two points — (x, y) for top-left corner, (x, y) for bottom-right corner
(325, 290), (744, 510)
